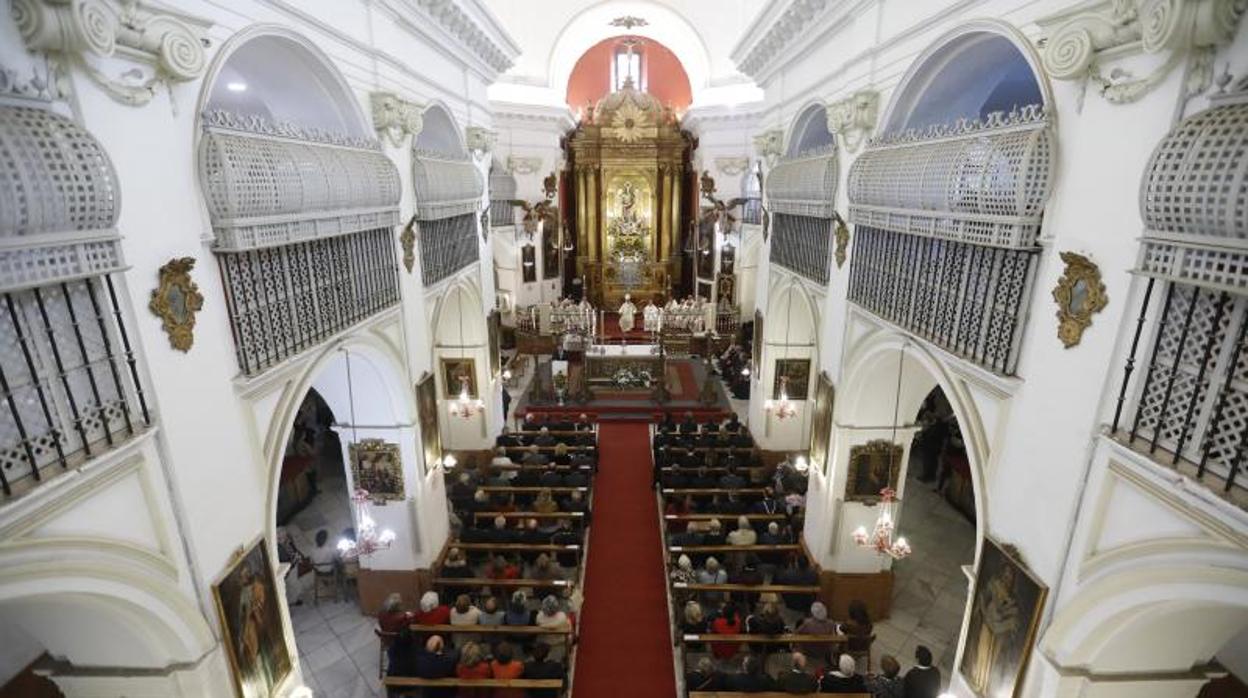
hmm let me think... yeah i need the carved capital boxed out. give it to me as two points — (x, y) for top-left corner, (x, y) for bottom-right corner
(715, 156), (749, 176)
(826, 89), (879, 154)
(753, 129), (784, 166)
(370, 91), (425, 148)
(507, 155), (542, 175)
(465, 126), (497, 156)
(1040, 0), (1245, 105)
(13, 0), (209, 107)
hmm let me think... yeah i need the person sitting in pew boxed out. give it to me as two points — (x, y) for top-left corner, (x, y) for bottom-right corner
(538, 465), (562, 488)
(512, 465), (541, 487)
(839, 600), (874, 660)
(866, 654), (904, 698)
(669, 520), (707, 546)
(796, 602), (838, 657)
(533, 489), (559, 514)
(522, 446), (548, 466)
(522, 643), (564, 698)
(517, 518), (545, 544)
(760, 521), (789, 545)
(727, 654), (776, 692)
(718, 492), (748, 516)
(728, 515), (758, 546)
(710, 601), (743, 660)
(489, 641), (526, 698)
(697, 556), (728, 584)
(775, 555), (819, 611)
(745, 601), (786, 635)
(821, 654), (868, 693)
(504, 591), (534, 625)
(729, 556), (764, 586)
(534, 427), (556, 446)
(561, 490), (587, 514)
(529, 553), (562, 581)
(450, 472), (478, 508)
(704, 518), (726, 546)
(661, 468), (689, 488)
(485, 555), (521, 580)
(724, 412), (741, 433)
(752, 487), (783, 515)
(570, 450), (595, 471)
(680, 411), (699, 434)
(454, 641), (492, 698)
(670, 555), (697, 601)
(490, 447), (514, 467)
(414, 591), (451, 626)
(483, 516), (517, 544)
(780, 651), (819, 694)
(685, 656), (723, 693)
(442, 548), (473, 579)
(497, 427), (522, 447)
(681, 599), (707, 634)
(719, 466), (747, 490)
(478, 596), (505, 626)
(551, 442), (570, 465)
(449, 594), (482, 649)
(563, 467), (588, 487)
(534, 595), (571, 661)
(408, 633), (458, 698)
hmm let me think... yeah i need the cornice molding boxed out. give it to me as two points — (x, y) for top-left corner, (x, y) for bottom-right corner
(371, 91), (426, 148)
(386, 0), (519, 78)
(733, 0), (843, 82)
(490, 102), (578, 130)
(12, 0), (211, 108)
(1040, 0), (1246, 106)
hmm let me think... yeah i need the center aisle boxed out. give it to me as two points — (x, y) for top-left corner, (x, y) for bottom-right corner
(573, 422), (676, 697)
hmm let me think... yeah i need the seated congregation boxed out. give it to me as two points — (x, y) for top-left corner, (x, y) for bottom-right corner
(379, 416), (597, 696)
(655, 416), (942, 697)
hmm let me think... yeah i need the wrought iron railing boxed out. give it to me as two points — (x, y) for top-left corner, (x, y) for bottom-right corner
(489, 201), (516, 227)
(0, 276), (150, 497)
(1113, 280), (1248, 496)
(848, 226), (1036, 375)
(771, 213), (832, 285)
(419, 214), (481, 287)
(218, 228), (400, 376)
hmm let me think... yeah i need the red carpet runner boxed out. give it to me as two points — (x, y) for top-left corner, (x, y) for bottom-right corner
(573, 422), (676, 697)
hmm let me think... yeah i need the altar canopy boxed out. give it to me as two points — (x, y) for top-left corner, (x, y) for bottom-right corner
(566, 78), (694, 308)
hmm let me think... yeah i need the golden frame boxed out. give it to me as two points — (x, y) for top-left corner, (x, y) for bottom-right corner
(488, 310), (502, 378)
(348, 438), (404, 502)
(772, 358), (811, 400)
(441, 357), (478, 399)
(845, 439), (904, 502)
(212, 536), (293, 698)
(149, 257), (204, 352)
(959, 536), (1050, 698)
(1052, 251), (1107, 348)
(416, 372), (442, 471)
(809, 372), (835, 473)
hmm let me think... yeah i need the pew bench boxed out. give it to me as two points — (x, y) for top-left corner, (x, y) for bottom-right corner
(451, 542), (583, 554)
(663, 488), (768, 496)
(669, 544), (801, 553)
(665, 514), (785, 522)
(384, 677), (563, 696)
(472, 511), (585, 519)
(679, 633), (846, 645)
(690, 693), (868, 698)
(480, 486), (590, 494)
(432, 577), (573, 588)
(410, 623), (573, 636)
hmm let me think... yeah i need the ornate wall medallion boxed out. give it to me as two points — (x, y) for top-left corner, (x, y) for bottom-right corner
(149, 257), (204, 352)
(399, 215), (416, 273)
(1052, 251), (1107, 348)
(834, 213), (850, 268)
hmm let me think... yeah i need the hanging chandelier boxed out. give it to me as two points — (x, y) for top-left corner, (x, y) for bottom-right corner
(448, 375), (485, 419)
(337, 488), (396, 559)
(764, 376), (798, 420)
(852, 487), (911, 559)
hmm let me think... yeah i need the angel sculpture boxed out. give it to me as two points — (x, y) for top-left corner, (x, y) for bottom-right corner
(698, 171), (747, 236)
(542, 172), (558, 201)
(510, 198), (559, 237)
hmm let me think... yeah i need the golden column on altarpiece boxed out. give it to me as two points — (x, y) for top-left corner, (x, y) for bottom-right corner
(566, 81), (692, 308)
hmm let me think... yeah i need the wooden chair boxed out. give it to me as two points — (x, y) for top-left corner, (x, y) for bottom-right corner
(312, 564), (339, 605)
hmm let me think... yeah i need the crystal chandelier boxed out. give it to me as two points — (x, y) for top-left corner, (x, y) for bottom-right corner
(337, 488), (396, 558)
(764, 376), (798, 420)
(448, 375), (485, 419)
(852, 487), (911, 559)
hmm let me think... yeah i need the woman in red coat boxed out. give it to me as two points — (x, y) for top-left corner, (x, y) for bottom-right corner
(412, 591), (451, 626)
(455, 641), (492, 698)
(710, 602), (743, 660)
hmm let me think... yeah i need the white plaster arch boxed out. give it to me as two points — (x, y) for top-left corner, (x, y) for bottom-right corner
(838, 325), (989, 550)
(764, 276), (819, 347)
(196, 24), (371, 138)
(547, 1), (711, 96)
(432, 277), (490, 348)
(414, 100), (469, 158)
(879, 18), (1054, 136)
(784, 100), (835, 158)
(0, 548), (216, 668)
(1041, 564), (1248, 676)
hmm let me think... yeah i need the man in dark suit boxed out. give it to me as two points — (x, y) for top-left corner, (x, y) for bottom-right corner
(522, 642), (565, 698)
(408, 634), (458, 698)
(727, 655), (775, 692)
(904, 645), (942, 698)
(680, 411), (698, 434)
(778, 652), (819, 694)
(719, 467), (746, 490)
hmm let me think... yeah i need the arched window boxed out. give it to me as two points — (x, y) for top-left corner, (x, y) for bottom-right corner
(612, 40), (644, 92)
(765, 104), (839, 285)
(197, 30), (402, 376)
(846, 22), (1055, 375)
(0, 102), (150, 497)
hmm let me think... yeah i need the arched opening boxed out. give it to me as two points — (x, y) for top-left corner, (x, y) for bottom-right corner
(432, 280), (494, 450)
(268, 342), (430, 693)
(755, 281), (819, 450)
(414, 103), (466, 159)
(786, 103), (835, 157)
(566, 35), (692, 114)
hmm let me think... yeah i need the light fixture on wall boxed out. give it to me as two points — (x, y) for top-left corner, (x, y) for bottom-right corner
(765, 376), (798, 420)
(853, 344), (912, 560)
(338, 348), (397, 559)
(448, 375), (485, 419)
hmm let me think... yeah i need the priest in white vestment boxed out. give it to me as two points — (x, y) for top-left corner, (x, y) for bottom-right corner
(618, 293), (638, 333)
(643, 301), (661, 332)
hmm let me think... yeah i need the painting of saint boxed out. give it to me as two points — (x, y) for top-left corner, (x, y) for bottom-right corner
(845, 440), (903, 501)
(960, 537), (1048, 697)
(416, 372), (442, 471)
(349, 439), (404, 501)
(214, 539), (292, 698)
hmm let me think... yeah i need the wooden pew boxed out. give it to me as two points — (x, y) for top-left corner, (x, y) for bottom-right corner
(490, 463), (593, 471)
(452, 543), (583, 554)
(669, 544), (800, 554)
(672, 582), (820, 594)
(690, 693), (868, 698)
(410, 624), (573, 636)
(665, 514), (785, 522)
(431, 577), (572, 588)
(663, 488), (768, 496)
(472, 511), (585, 520)
(481, 486), (590, 494)
(679, 633), (847, 645)
(384, 677), (562, 696)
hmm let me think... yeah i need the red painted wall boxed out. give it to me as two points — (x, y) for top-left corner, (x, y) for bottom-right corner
(566, 36), (692, 115)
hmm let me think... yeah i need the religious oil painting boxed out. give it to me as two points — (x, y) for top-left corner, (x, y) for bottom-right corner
(845, 440), (903, 502)
(960, 537), (1048, 698)
(772, 357), (810, 400)
(488, 310), (502, 377)
(752, 310), (764, 378)
(542, 224), (561, 279)
(416, 372), (442, 471)
(348, 438), (404, 501)
(522, 245), (537, 283)
(213, 539), (292, 698)
(809, 372), (834, 474)
(442, 357), (478, 399)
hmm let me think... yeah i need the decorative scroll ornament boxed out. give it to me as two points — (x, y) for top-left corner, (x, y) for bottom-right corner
(370, 91), (425, 148)
(1052, 251), (1107, 348)
(465, 126), (497, 158)
(610, 16), (648, 29)
(834, 213), (850, 268)
(399, 216), (416, 273)
(753, 129), (784, 166)
(149, 257), (204, 352)
(508, 155), (542, 175)
(826, 90), (879, 153)
(1040, 0), (1245, 106)
(715, 156), (749, 176)
(13, 0), (209, 109)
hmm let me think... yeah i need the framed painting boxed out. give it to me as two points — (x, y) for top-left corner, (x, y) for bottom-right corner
(542, 225), (560, 279)
(960, 537), (1049, 698)
(416, 372), (442, 472)
(716, 274), (735, 305)
(488, 310), (501, 377)
(772, 357), (810, 400)
(522, 245), (537, 283)
(348, 438), (403, 502)
(845, 439), (903, 502)
(696, 217), (716, 279)
(751, 310), (764, 379)
(808, 372), (834, 473)
(213, 538), (292, 698)
(441, 357), (478, 399)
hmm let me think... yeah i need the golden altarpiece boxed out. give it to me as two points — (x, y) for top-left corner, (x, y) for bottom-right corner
(566, 80), (693, 307)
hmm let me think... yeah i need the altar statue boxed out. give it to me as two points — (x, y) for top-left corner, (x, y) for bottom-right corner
(618, 293), (638, 333)
(643, 301), (661, 332)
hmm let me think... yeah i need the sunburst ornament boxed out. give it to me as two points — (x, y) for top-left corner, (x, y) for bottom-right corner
(610, 101), (650, 143)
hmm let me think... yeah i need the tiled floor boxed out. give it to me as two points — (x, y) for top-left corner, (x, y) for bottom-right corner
(874, 457), (977, 683)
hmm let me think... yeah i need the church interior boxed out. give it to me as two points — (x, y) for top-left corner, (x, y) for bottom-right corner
(2, 1), (1248, 697)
